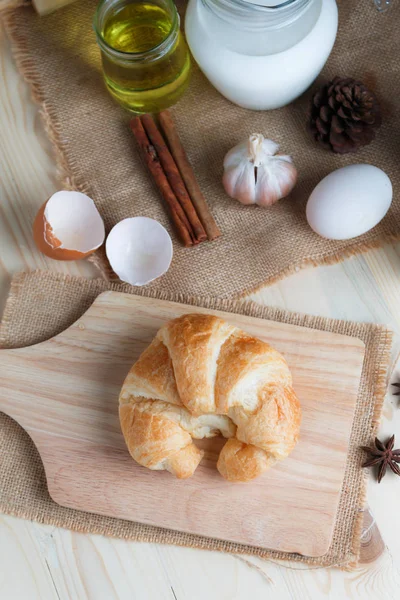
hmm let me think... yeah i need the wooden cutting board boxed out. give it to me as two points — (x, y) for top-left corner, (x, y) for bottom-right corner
(0, 292), (366, 557)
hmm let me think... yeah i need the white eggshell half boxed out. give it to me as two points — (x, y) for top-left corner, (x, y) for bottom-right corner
(306, 165), (392, 240)
(44, 191), (105, 252)
(106, 217), (173, 286)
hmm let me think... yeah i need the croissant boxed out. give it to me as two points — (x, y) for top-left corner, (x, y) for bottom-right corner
(119, 314), (301, 482)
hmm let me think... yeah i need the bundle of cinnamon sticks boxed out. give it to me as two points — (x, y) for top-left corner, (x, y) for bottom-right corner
(130, 111), (221, 247)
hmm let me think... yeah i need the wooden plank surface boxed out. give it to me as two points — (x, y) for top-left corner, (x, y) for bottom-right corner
(0, 292), (365, 556)
(1, 17), (400, 600)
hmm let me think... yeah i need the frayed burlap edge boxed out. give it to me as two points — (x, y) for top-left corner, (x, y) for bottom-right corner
(244, 234), (400, 299)
(2, 2), (400, 297)
(0, 270), (393, 569)
(0, 0), (117, 280)
(0, 0), (93, 195)
(345, 327), (392, 570)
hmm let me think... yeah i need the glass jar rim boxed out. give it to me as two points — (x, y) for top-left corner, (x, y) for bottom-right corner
(93, 0), (180, 60)
(234, 0), (299, 11)
(201, 0), (312, 29)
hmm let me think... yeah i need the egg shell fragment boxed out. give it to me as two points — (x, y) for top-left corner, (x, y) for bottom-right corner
(33, 191), (105, 260)
(106, 217), (173, 286)
(306, 164), (392, 240)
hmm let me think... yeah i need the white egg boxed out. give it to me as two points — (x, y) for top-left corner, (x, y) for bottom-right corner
(106, 217), (173, 286)
(306, 165), (392, 240)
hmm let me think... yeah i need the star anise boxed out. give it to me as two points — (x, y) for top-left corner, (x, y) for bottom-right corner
(392, 382), (400, 396)
(361, 435), (400, 483)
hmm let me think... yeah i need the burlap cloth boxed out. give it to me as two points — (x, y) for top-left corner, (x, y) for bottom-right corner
(1, 0), (400, 297)
(0, 270), (393, 568)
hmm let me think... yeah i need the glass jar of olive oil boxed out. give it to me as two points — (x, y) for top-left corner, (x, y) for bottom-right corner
(93, 0), (191, 113)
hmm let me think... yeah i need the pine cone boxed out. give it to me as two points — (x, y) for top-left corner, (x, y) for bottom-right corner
(309, 77), (382, 154)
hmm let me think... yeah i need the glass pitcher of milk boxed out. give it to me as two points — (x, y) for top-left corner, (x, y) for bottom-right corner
(185, 0), (338, 110)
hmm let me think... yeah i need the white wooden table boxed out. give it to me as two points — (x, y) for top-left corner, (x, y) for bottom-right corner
(1, 21), (400, 600)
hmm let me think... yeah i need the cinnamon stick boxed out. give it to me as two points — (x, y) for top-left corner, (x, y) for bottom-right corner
(141, 114), (207, 243)
(159, 110), (221, 241)
(130, 117), (194, 247)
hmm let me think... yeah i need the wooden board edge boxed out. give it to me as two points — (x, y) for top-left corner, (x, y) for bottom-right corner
(95, 291), (368, 350)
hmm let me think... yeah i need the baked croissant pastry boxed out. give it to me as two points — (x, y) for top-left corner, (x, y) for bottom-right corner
(119, 314), (301, 482)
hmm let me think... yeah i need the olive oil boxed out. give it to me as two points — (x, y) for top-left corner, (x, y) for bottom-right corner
(103, 4), (171, 53)
(94, 0), (191, 113)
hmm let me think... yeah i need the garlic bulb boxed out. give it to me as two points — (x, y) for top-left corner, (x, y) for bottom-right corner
(223, 134), (298, 207)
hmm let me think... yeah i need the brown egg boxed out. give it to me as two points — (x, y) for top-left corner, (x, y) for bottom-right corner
(33, 191), (105, 261)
